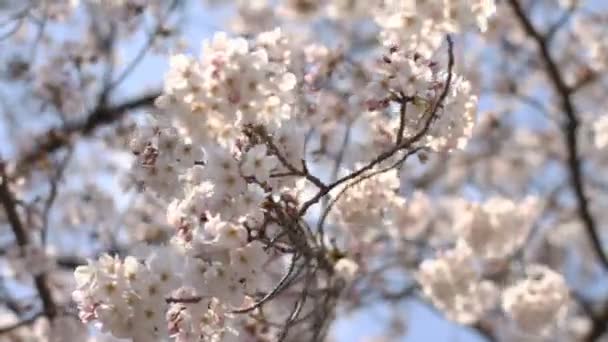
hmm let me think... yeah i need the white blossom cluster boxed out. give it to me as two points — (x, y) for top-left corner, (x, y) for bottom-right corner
(73, 252), (175, 341)
(573, 17), (608, 72)
(331, 170), (401, 239)
(41, 0), (160, 23)
(4, 244), (54, 279)
(453, 196), (538, 260)
(34, 54), (87, 116)
(331, 171), (433, 244)
(73, 241), (278, 341)
(375, 0), (496, 57)
(68, 1), (519, 341)
(417, 197), (571, 335)
(417, 243), (498, 324)
(129, 123), (202, 197)
(364, 48), (477, 152)
(230, 0), (496, 56)
(502, 265), (570, 336)
(73, 28), (309, 342)
(418, 245), (570, 334)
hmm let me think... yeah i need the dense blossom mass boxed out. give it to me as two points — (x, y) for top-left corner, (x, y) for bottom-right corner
(4, 0), (608, 341)
(72, 0), (507, 339)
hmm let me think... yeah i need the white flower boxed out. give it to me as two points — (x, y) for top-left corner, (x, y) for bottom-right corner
(196, 214), (248, 249)
(417, 243), (498, 324)
(387, 191), (432, 239)
(237, 183), (268, 222)
(145, 246), (184, 292)
(502, 265), (569, 336)
(230, 240), (268, 286)
(334, 258), (359, 284)
(594, 115), (608, 149)
(453, 197), (537, 260)
(203, 146), (247, 197)
(241, 144), (279, 182)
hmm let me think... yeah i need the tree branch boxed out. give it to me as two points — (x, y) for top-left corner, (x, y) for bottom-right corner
(0, 165), (56, 320)
(508, 0), (608, 271)
(16, 91), (160, 173)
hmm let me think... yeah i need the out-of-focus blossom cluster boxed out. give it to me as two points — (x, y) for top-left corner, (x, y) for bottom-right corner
(453, 196), (538, 260)
(417, 243), (498, 324)
(502, 265), (570, 336)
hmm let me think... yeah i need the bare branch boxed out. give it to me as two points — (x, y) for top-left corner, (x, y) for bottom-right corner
(0, 165), (56, 320)
(16, 91), (160, 173)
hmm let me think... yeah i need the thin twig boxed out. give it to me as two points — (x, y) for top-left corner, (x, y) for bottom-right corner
(231, 254), (301, 314)
(109, 0), (180, 89)
(41, 149), (73, 245)
(298, 35), (454, 217)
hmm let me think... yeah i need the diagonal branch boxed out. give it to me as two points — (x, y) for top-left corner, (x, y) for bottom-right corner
(16, 91), (160, 173)
(298, 35), (454, 217)
(0, 164), (56, 320)
(507, 0), (608, 270)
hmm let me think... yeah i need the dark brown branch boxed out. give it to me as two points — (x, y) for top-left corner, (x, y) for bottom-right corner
(585, 301), (608, 341)
(508, 0), (608, 271)
(16, 91), (160, 173)
(0, 165), (57, 320)
(396, 93), (409, 144)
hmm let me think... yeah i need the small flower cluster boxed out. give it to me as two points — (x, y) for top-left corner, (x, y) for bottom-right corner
(73, 252), (175, 341)
(364, 47), (477, 152)
(129, 122), (202, 197)
(154, 29), (297, 145)
(331, 171), (433, 244)
(418, 196), (570, 335)
(453, 196), (538, 260)
(375, 0), (496, 57)
(332, 170), (401, 239)
(418, 243), (570, 334)
(574, 17), (608, 71)
(34, 55), (87, 116)
(417, 243), (498, 324)
(502, 265), (570, 336)
(5, 244), (55, 279)
(73, 240), (277, 341)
